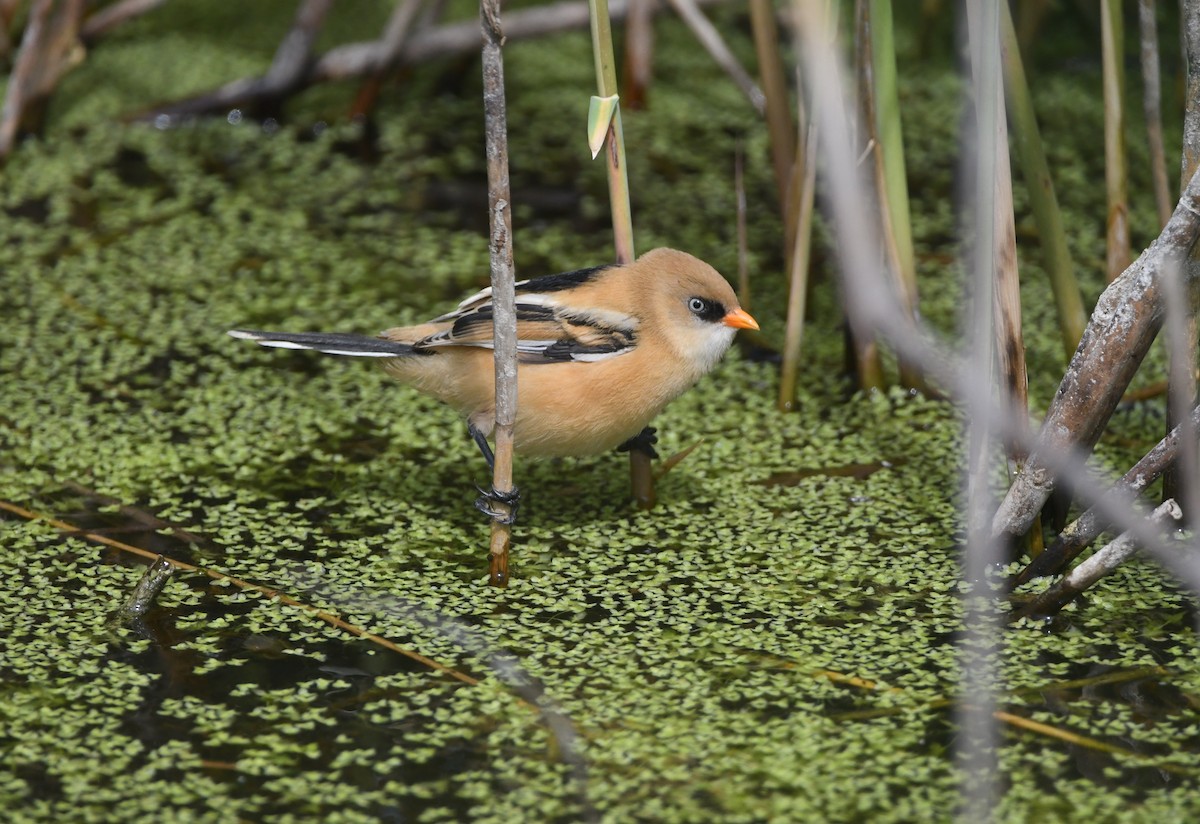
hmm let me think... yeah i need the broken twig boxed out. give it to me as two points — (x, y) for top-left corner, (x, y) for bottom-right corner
(1017, 499), (1182, 618)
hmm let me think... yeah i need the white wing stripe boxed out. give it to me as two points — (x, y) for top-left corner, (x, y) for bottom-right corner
(258, 340), (311, 350)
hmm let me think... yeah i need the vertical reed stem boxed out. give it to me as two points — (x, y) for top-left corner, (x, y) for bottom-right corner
(481, 0), (517, 585)
(589, 0), (651, 506)
(750, 0), (795, 250)
(999, 3), (1087, 358)
(1138, 0), (1173, 227)
(1166, 0), (1200, 516)
(1101, 0), (1131, 282)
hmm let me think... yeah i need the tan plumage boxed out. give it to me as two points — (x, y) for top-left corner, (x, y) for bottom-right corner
(230, 247), (757, 459)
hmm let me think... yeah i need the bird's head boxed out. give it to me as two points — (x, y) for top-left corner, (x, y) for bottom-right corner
(637, 248), (759, 374)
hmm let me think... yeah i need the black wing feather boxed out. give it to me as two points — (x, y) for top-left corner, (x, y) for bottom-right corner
(228, 330), (418, 357)
(516, 264), (613, 294)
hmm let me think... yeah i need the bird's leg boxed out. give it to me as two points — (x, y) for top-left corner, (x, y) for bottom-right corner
(616, 426), (659, 460)
(468, 422), (521, 525)
(469, 422), (496, 471)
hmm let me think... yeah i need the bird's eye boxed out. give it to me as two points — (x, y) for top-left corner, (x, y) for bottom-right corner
(687, 296), (725, 323)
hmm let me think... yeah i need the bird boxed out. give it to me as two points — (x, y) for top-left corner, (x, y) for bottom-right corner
(229, 247), (758, 521)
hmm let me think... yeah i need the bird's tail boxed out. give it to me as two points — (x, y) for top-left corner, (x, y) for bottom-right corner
(228, 329), (417, 358)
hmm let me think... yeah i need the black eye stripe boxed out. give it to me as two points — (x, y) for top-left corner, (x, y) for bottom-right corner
(688, 296), (726, 323)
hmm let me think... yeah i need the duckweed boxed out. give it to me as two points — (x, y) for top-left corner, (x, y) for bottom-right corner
(2, 4), (1198, 822)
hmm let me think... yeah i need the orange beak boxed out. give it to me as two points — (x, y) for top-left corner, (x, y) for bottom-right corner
(722, 307), (760, 331)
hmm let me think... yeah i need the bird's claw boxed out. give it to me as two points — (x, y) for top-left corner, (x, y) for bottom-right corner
(616, 426), (659, 460)
(475, 484), (521, 525)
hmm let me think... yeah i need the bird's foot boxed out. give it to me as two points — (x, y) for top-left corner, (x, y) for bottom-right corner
(475, 485), (521, 525)
(616, 426), (659, 460)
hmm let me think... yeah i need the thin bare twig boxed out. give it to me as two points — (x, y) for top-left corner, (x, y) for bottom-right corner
(142, 0), (733, 120)
(960, 1), (1005, 814)
(1167, 0), (1200, 517)
(1138, 0), (1173, 227)
(481, 0), (518, 586)
(993, 709), (1197, 776)
(978, 0), (1032, 544)
(856, 0), (923, 390)
(750, 0), (794, 215)
(665, 0), (765, 114)
(1018, 499), (1182, 617)
(0, 498), (480, 685)
(621, 0), (653, 109)
(0, 0), (86, 158)
(819, 657), (1196, 775)
(146, 0), (338, 119)
(1014, 402), (1200, 586)
(0, 0), (20, 61)
(735, 142), (750, 308)
(830, 665), (1172, 721)
(1000, 3), (1087, 358)
(778, 109), (816, 410)
(1101, 0), (1131, 282)
(349, 0), (429, 119)
(1183, 0), (1200, 193)
(80, 0), (165, 43)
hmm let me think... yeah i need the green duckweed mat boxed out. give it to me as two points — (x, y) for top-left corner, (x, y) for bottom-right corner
(3, 3), (1199, 821)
